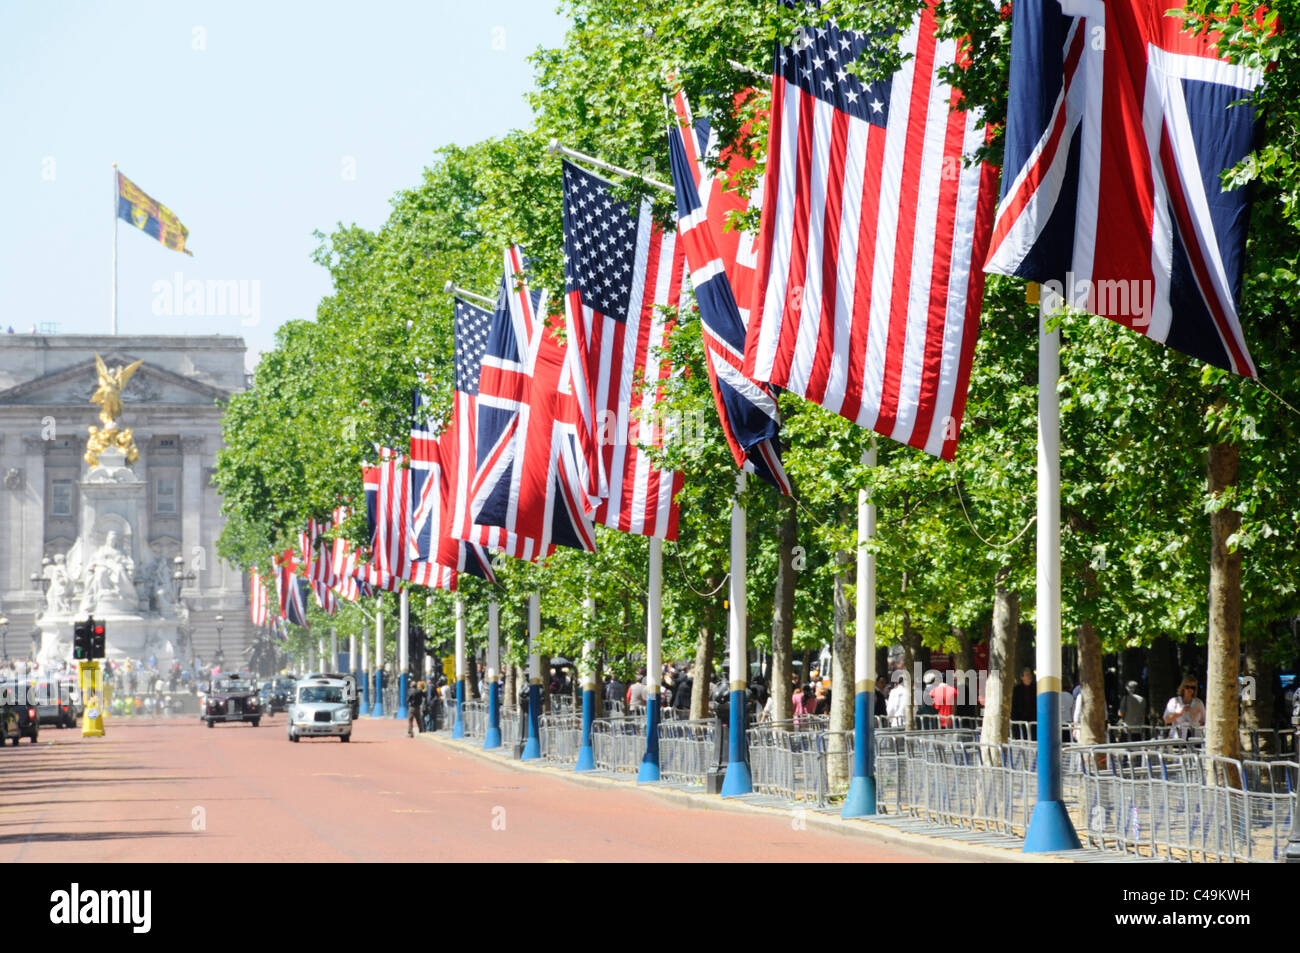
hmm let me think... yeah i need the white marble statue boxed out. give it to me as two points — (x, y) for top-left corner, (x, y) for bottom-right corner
(79, 530), (137, 614)
(43, 554), (76, 616)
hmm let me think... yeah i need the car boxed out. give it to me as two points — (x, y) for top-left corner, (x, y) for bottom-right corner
(33, 680), (77, 728)
(0, 682), (38, 745)
(259, 678), (294, 716)
(303, 672), (360, 719)
(201, 672), (263, 728)
(287, 677), (352, 743)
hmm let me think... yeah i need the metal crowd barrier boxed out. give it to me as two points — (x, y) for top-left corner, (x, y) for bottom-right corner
(460, 699), (488, 740)
(540, 712), (582, 764)
(1077, 744), (1298, 862)
(500, 706), (522, 747)
(658, 718), (717, 786)
(592, 716), (646, 774)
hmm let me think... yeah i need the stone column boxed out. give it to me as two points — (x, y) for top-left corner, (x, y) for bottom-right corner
(180, 436), (204, 588)
(23, 435), (45, 600)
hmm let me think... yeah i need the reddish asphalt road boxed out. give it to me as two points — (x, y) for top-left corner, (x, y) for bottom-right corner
(0, 715), (960, 862)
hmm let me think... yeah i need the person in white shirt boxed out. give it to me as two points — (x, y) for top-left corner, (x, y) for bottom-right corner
(1163, 676), (1206, 739)
(886, 673), (908, 727)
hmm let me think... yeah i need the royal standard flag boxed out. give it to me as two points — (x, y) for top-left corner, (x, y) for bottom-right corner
(116, 171), (192, 255)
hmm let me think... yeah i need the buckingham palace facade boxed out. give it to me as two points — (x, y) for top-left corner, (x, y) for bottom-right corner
(0, 334), (250, 664)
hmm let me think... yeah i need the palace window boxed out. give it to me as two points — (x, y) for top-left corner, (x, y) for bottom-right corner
(155, 477), (178, 516)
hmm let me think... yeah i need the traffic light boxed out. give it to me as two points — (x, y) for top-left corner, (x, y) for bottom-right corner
(72, 618), (106, 660)
(73, 619), (91, 660)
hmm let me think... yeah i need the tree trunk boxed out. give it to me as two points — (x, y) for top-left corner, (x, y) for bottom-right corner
(902, 613), (920, 730)
(540, 654), (552, 714)
(1241, 636), (1274, 755)
(504, 662), (516, 710)
(690, 601), (715, 720)
(771, 495), (797, 723)
(1206, 439), (1242, 763)
(829, 551), (853, 787)
(1148, 636), (1178, 727)
(1077, 567), (1106, 746)
(980, 572), (1018, 747)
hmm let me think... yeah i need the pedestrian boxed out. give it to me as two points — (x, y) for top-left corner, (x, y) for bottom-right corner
(875, 676), (889, 718)
(1118, 686), (1149, 738)
(886, 672), (908, 727)
(672, 666), (692, 718)
(424, 678), (438, 731)
(931, 676), (957, 728)
(408, 681), (425, 737)
(1011, 667), (1036, 739)
(628, 668), (648, 715)
(1162, 675), (1205, 739)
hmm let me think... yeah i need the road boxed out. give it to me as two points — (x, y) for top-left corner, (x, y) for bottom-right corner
(0, 714), (964, 862)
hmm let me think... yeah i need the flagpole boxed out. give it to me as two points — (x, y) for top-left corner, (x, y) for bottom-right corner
(360, 625), (370, 714)
(112, 163), (118, 336)
(521, 592), (542, 760)
(843, 439), (878, 817)
(721, 471), (752, 797)
(484, 601), (502, 749)
(397, 588), (410, 720)
(545, 140), (675, 194)
(1024, 283), (1081, 852)
(371, 595), (385, 718)
(576, 587), (597, 771)
(638, 536), (663, 782)
(452, 595), (467, 738)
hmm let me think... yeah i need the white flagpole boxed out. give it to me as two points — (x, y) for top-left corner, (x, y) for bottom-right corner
(1024, 283), (1080, 852)
(721, 471), (752, 797)
(112, 163), (119, 336)
(638, 536), (663, 782)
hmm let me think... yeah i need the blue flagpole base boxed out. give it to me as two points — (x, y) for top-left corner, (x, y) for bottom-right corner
(451, 679), (466, 738)
(638, 696), (661, 783)
(371, 672), (384, 719)
(720, 689), (752, 798)
(576, 746), (595, 771)
(841, 775), (877, 818)
(395, 673), (409, 721)
(521, 737), (541, 761)
(484, 681), (501, 749)
(1024, 799), (1082, 853)
(721, 758), (752, 798)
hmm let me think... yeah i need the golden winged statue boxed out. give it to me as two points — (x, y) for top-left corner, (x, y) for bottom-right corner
(84, 354), (144, 467)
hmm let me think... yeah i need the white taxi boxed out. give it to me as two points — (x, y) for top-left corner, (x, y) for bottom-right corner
(287, 677), (353, 743)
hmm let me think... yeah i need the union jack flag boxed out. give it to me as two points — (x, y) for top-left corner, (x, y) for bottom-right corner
(668, 88), (792, 494)
(985, 0), (1262, 376)
(562, 161), (684, 539)
(409, 389), (496, 582)
(362, 450), (456, 590)
(744, 5), (999, 460)
(328, 505), (361, 602)
(249, 567), (267, 627)
(470, 247), (594, 557)
(275, 551), (310, 628)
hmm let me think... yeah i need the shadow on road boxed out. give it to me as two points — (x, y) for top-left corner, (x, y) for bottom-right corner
(0, 830), (186, 845)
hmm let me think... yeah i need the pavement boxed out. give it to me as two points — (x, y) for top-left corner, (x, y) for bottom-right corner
(0, 714), (1003, 862)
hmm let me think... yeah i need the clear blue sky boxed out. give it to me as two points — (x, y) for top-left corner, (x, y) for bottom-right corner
(0, 1), (568, 366)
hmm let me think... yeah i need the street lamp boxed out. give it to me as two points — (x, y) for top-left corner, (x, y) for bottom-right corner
(0, 616), (8, 663)
(214, 614), (225, 668)
(29, 556), (51, 600)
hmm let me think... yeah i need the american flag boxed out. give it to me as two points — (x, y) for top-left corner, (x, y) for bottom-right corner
(362, 450), (456, 590)
(562, 160), (684, 539)
(310, 576), (337, 615)
(249, 567), (267, 627)
(668, 88), (792, 494)
(409, 389), (496, 582)
(985, 0), (1260, 376)
(744, 6), (999, 460)
(469, 247), (594, 558)
(274, 548), (296, 620)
